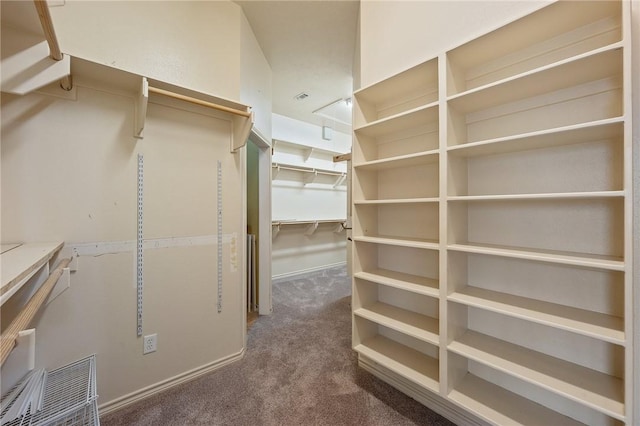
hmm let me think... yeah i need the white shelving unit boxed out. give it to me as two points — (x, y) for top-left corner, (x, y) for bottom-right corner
(352, 1), (633, 425)
(1, 243), (63, 306)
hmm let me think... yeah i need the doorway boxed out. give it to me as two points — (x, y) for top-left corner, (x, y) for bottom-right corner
(246, 129), (272, 320)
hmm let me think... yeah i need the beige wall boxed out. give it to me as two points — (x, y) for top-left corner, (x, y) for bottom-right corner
(1, 0), (270, 411)
(50, 1), (242, 100)
(359, 0), (548, 88)
(1, 78), (246, 408)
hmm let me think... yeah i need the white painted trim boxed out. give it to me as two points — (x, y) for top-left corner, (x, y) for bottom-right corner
(631, 1), (639, 423)
(249, 129), (273, 315)
(272, 261), (347, 282)
(98, 348), (245, 417)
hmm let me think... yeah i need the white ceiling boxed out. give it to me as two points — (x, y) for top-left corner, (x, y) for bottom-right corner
(235, 0), (359, 135)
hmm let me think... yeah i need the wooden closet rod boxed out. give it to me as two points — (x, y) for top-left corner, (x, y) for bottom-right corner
(148, 86), (252, 118)
(273, 163), (345, 177)
(33, 0), (73, 91)
(0, 257), (71, 366)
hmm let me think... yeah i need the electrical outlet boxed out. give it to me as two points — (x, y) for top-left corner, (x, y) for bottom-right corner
(143, 334), (157, 355)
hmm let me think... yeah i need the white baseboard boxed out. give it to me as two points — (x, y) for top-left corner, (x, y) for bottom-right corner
(272, 261), (347, 281)
(358, 355), (487, 426)
(98, 348), (245, 417)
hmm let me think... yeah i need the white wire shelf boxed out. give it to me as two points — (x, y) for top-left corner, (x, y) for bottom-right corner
(1, 355), (99, 426)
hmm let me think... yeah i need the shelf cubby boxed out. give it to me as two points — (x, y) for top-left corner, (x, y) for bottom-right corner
(447, 122), (624, 197)
(354, 202), (438, 244)
(354, 58), (438, 126)
(354, 278), (439, 344)
(354, 317), (439, 392)
(353, 242), (439, 296)
(353, 269), (439, 299)
(446, 1), (622, 97)
(448, 362), (622, 426)
(353, 104), (439, 163)
(447, 251), (625, 343)
(447, 306), (626, 423)
(447, 48), (623, 147)
(448, 330), (624, 418)
(448, 198), (624, 268)
(353, 161), (438, 202)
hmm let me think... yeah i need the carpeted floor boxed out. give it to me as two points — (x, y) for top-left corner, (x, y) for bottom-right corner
(101, 265), (455, 425)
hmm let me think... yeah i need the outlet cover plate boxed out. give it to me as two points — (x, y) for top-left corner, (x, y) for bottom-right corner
(143, 333), (157, 354)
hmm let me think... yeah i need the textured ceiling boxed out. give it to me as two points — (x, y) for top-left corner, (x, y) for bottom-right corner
(235, 0), (359, 135)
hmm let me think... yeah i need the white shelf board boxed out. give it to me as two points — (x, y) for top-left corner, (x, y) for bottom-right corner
(445, 1), (620, 73)
(354, 198), (439, 205)
(354, 235), (439, 251)
(1, 244), (21, 254)
(272, 139), (348, 156)
(354, 58), (438, 105)
(1, 242), (63, 304)
(449, 373), (586, 426)
(354, 150), (439, 171)
(355, 269), (439, 298)
(355, 302), (439, 345)
(448, 286), (624, 344)
(447, 243), (624, 271)
(354, 103), (439, 136)
(354, 335), (439, 392)
(448, 191), (626, 202)
(449, 330), (625, 419)
(447, 117), (624, 157)
(447, 46), (622, 114)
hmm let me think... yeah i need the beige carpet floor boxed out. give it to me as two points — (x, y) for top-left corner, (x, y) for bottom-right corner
(101, 265), (455, 425)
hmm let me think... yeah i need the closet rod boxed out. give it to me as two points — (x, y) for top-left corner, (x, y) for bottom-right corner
(272, 219), (346, 226)
(33, 0), (72, 91)
(272, 163), (345, 177)
(0, 258), (72, 366)
(148, 86), (252, 118)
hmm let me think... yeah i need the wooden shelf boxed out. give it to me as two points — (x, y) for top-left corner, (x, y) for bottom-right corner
(354, 58), (438, 125)
(355, 269), (439, 298)
(354, 335), (439, 392)
(446, 0), (621, 96)
(354, 102), (438, 135)
(272, 139), (348, 157)
(354, 236), (439, 251)
(447, 117), (623, 155)
(354, 198), (439, 205)
(353, 150), (438, 171)
(448, 243), (624, 271)
(355, 302), (439, 345)
(448, 191), (625, 202)
(447, 46), (622, 113)
(449, 330), (625, 419)
(1, 242), (63, 305)
(449, 374), (586, 426)
(448, 286), (624, 344)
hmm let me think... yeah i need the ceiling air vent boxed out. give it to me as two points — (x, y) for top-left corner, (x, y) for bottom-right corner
(294, 92), (309, 101)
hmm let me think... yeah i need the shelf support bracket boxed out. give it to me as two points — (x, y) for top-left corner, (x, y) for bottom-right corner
(333, 173), (346, 188)
(303, 147), (314, 162)
(305, 221), (319, 236)
(134, 77), (148, 139)
(304, 170), (318, 185)
(272, 223), (281, 238)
